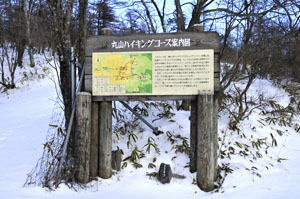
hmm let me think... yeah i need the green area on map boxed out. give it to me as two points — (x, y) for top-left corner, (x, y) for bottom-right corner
(94, 53), (152, 93)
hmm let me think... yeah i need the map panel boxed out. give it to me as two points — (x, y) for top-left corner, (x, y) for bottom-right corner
(93, 53), (152, 95)
(92, 50), (214, 96)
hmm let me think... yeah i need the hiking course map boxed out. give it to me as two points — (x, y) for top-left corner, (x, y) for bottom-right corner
(93, 52), (152, 95)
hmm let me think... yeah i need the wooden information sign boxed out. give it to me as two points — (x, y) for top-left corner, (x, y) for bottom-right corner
(85, 31), (220, 101)
(81, 28), (220, 192)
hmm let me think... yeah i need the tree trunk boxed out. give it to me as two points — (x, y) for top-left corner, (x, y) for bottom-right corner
(16, 39), (26, 67)
(77, 0), (88, 91)
(174, 0), (186, 31)
(22, 0), (35, 67)
(187, 0), (204, 31)
(47, 0), (74, 126)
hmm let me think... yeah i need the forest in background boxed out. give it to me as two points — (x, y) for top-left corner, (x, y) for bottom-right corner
(1, 0), (299, 98)
(1, 0), (299, 114)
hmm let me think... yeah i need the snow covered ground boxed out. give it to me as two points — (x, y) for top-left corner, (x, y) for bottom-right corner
(0, 67), (300, 198)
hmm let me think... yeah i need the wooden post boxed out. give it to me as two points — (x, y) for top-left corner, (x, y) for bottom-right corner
(97, 28), (113, 179)
(213, 94), (219, 180)
(112, 149), (122, 171)
(197, 94), (215, 192)
(90, 102), (99, 178)
(74, 92), (91, 183)
(190, 100), (197, 173)
(98, 101), (112, 179)
(190, 23), (205, 174)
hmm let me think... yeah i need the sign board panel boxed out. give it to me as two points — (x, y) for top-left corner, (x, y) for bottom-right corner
(92, 49), (214, 96)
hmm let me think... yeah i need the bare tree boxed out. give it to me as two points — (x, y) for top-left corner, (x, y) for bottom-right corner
(0, 43), (18, 91)
(77, 0), (88, 80)
(174, 0), (186, 31)
(22, 0), (35, 67)
(47, 0), (74, 126)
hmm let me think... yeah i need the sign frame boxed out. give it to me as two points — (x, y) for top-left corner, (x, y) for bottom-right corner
(84, 32), (220, 101)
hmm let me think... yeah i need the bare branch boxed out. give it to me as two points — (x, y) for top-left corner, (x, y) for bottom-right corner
(150, 0), (166, 32)
(141, 0), (156, 33)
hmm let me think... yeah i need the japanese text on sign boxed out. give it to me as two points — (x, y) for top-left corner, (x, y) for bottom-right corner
(92, 49), (214, 96)
(153, 53), (212, 90)
(111, 38), (191, 49)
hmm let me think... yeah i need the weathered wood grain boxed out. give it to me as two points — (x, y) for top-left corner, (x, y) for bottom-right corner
(213, 95), (219, 180)
(85, 32), (220, 55)
(214, 53), (220, 73)
(98, 101), (112, 179)
(90, 101), (99, 178)
(111, 149), (122, 171)
(190, 100), (197, 173)
(197, 94), (215, 192)
(74, 92), (91, 183)
(84, 75), (92, 92)
(93, 95), (196, 101)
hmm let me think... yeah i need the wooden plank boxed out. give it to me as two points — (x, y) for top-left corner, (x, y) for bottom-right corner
(214, 72), (220, 78)
(90, 101), (99, 178)
(85, 57), (92, 75)
(213, 95), (219, 180)
(91, 93), (220, 101)
(91, 92), (223, 101)
(93, 95), (194, 101)
(190, 100), (197, 173)
(214, 63), (220, 73)
(84, 75), (92, 92)
(85, 32), (220, 55)
(214, 53), (220, 73)
(98, 101), (112, 179)
(74, 92), (91, 183)
(197, 95), (215, 192)
(214, 78), (221, 92)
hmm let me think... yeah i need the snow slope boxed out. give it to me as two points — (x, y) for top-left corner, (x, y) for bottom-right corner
(0, 74), (300, 198)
